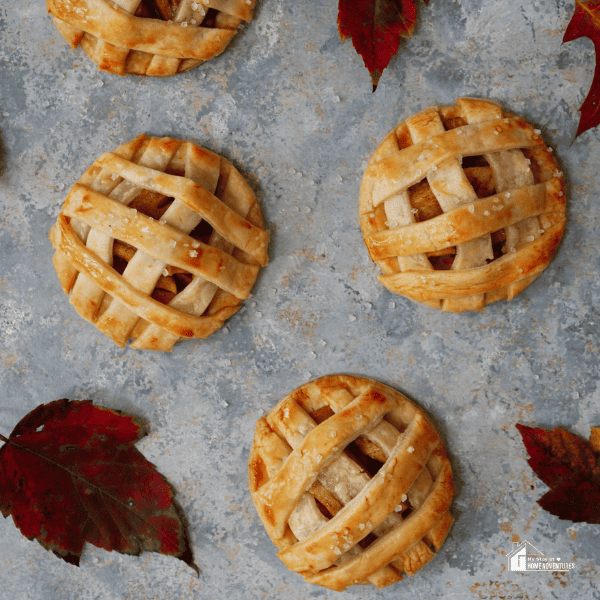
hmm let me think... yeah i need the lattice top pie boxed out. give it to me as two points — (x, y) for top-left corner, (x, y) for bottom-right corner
(359, 98), (566, 312)
(47, 0), (255, 77)
(249, 374), (455, 591)
(49, 134), (269, 351)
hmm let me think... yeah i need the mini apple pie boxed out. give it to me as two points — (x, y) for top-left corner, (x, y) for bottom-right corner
(359, 98), (566, 312)
(248, 374), (455, 591)
(50, 134), (269, 350)
(47, 0), (256, 77)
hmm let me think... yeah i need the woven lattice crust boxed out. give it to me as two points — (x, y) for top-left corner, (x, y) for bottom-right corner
(249, 374), (455, 591)
(47, 0), (255, 77)
(359, 98), (566, 312)
(50, 134), (268, 350)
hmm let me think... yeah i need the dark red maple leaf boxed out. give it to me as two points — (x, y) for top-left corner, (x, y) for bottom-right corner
(338, 0), (429, 90)
(516, 423), (600, 523)
(563, 0), (600, 138)
(0, 399), (198, 570)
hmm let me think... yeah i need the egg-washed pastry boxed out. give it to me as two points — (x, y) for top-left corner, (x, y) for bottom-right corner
(249, 374), (455, 591)
(47, 0), (256, 77)
(50, 134), (268, 350)
(359, 97), (566, 312)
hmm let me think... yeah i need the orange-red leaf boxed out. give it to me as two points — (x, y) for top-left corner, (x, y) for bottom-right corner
(563, 0), (600, 138)
(516, 423), (600, 523)
(338, 0), (429, 90)
(0, 399), (197, 570)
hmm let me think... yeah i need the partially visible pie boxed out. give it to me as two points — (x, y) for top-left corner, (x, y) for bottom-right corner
(248, 374), (455, 591)
(47, 0), (256, 77)
(359, 98), (566, 312)
(49, 134), (269, 350)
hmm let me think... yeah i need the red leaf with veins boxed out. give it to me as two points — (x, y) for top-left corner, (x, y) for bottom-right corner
(563, 0), (600, 138)
(0, 399), (197, 570)
(338, 0), (429, 91)
(516, 423), (600, 523)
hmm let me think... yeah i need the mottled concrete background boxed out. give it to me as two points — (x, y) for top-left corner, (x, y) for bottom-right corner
(1, 0), (600, 598)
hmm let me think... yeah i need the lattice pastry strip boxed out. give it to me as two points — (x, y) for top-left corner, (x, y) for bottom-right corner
(301, 383), (442, 574)
(249, 375), (455, 591)
(47, 0), (255, 77)
(457, 98), (543, 301)
(273, 399), (438, 581)
(68, 137), (185, 326)
(373, 133), (440, 310)
(50, 134), (268, 350)
(359, 98), (566, 312)
(406, 106), (493, 311)
(255, 414), (406, 589)
(131, 160), (260, 349)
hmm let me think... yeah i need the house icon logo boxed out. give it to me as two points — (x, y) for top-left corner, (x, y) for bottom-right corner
(507, 541), (544, 571)
(506, 541), (576, 572)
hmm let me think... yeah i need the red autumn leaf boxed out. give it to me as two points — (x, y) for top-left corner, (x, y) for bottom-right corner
(338, 0), (429, 91)
(0, 399), (197, 570)
(516, 423), (600, 523)
(563, 0), (600, 138)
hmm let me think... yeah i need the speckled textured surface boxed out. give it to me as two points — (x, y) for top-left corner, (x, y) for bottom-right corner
(1, 0), (600, 598)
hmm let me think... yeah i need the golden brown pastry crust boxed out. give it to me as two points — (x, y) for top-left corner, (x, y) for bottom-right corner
(49, 134), (269, 350)
(359, 98), (566, 312)
(47, 0), (255, 76)
(248, 374), (455, 591)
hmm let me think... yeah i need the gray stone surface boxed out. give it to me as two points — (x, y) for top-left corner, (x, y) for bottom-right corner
(1, 0), (600, 598)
